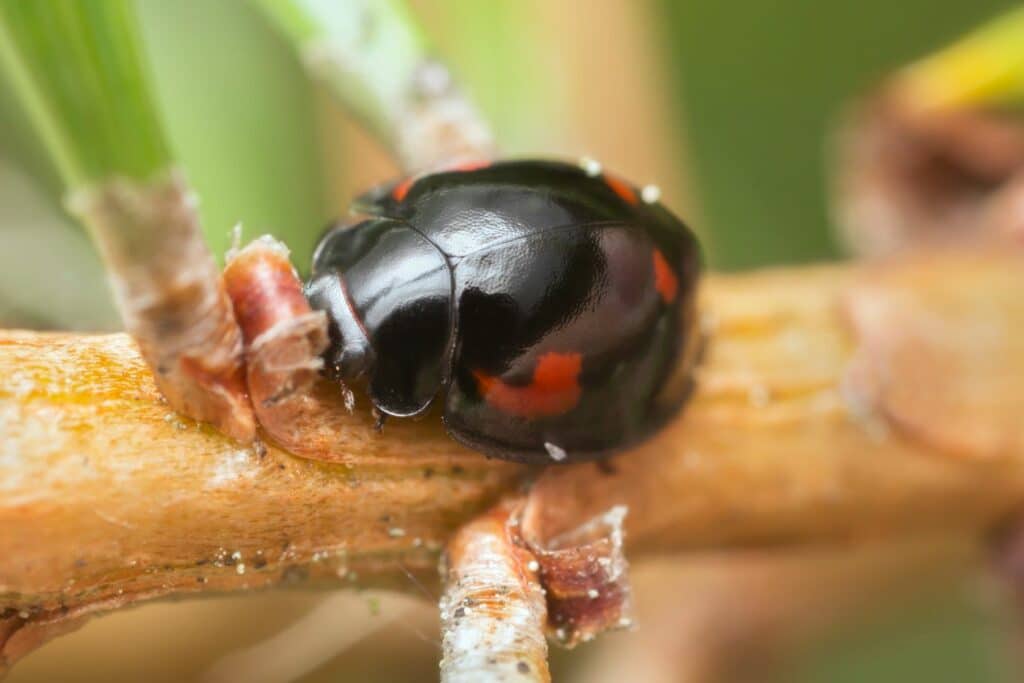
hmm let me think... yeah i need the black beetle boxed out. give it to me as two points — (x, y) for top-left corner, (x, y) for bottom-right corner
(306, 159), (701, 464)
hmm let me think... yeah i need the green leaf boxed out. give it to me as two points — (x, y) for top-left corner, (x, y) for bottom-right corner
(0, 0), (171, 187)
(655, 0), (1014, 270)
(256, 0), (429, 146)
(137, 0), (328, 264)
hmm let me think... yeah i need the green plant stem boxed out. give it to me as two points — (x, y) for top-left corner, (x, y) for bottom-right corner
(0, 0), (171, 188)
(257, 0), (494, 170)
(0, 0), (254, 442)
(258, 0), (424, 143)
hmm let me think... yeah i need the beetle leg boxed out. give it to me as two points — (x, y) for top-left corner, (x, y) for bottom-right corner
(372, 408), (388, 432)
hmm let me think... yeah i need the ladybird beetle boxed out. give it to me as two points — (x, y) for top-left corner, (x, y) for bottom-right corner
(306, 159), (701, 464)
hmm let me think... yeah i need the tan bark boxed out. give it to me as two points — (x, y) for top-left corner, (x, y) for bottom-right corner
(1, 250), (1022, 669)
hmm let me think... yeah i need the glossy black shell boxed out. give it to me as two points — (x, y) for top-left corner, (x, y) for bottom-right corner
(306, 159), (701, 463)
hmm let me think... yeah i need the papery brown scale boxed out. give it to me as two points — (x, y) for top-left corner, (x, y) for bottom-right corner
(222, 237), (334, 457)
(224, 243), (312, 343)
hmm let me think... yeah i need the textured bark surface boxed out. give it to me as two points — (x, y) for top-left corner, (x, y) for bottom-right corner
(1, 251), (1023, 670)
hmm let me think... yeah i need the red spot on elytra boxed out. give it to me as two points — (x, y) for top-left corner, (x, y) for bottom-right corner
(392, 176), (416, 202)
(445, 159), (490, 173)
(604, 175), (638, 205)
(392, 160), (489, 202)
(652, 249), (678, 303)
(473, 352), (583, 418)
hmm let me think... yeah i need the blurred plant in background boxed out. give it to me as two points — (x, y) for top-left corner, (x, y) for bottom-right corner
(659, 0), (1020, 269)
(0, 0), (1021, 681)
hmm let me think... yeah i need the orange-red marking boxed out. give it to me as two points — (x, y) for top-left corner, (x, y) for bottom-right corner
(472, 351), (583, 418)
(652, 249), (678, 304)
(392, 160), (488, 202)
(392, 176), (416, 202)
(444, 159), (490, 173)
(604, 174), (638, 205)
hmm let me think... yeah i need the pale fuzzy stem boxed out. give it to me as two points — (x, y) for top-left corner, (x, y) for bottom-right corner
(258, 0), (495, 171)
(380, 59), (496, 171)
(440, 501), (550, 683)
(66, 170), (255, 442)
(438, 499), (634, 683)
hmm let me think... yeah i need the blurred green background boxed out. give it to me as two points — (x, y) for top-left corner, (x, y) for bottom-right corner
(659, 0), (1019, 268)
(0, 0), (1020, 680)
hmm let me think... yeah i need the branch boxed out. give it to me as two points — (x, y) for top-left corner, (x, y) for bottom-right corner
(1, 250), (1022, 668)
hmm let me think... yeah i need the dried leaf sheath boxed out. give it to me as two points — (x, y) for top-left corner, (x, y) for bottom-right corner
(223, 236), (329, 454)
(68, 172), (255, 442)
